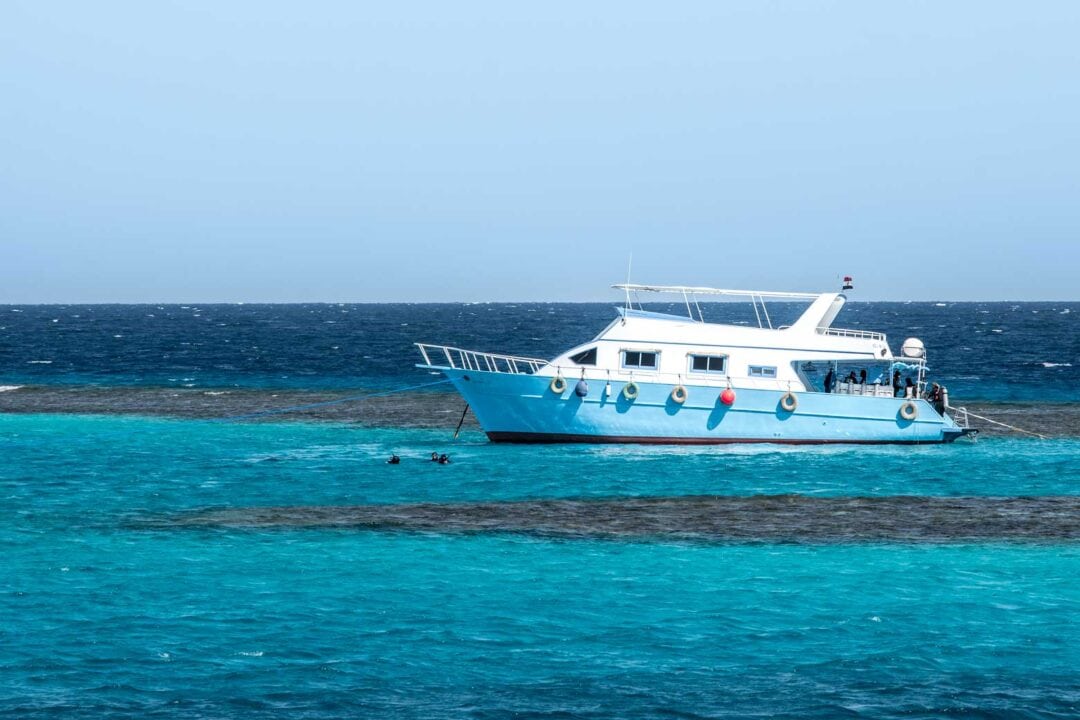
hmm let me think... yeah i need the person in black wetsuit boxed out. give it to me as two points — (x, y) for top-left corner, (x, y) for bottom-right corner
(438, 454), (451, 465)
(387, 454), (400, 465)
(430, 452), (440, 462)
(859, 369), (868, 385)
(892, 370), (902, 396)
(824, 368), (835, 394)
(927, 383), (945, 414)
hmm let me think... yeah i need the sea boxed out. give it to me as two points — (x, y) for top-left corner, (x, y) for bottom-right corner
(1, 302), (1078, 719)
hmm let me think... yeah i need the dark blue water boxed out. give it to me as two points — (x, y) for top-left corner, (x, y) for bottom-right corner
(2, 302), (1078, 401)
(2, 303), (1079, 718)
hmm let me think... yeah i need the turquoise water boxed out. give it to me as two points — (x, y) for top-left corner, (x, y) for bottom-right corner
(3, 414), (1079, 718)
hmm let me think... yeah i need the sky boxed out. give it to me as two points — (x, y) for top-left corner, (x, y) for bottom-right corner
(2, 1), (1079, 302)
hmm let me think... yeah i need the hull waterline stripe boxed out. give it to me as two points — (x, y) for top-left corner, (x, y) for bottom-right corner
(486, 431), (961, 446)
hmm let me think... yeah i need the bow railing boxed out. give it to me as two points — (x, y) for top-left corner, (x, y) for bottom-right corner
(416, 343), (547, 375)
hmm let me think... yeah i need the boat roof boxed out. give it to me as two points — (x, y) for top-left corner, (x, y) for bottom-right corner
(611, 282), (860, 337)
(612, 283), (824, 300)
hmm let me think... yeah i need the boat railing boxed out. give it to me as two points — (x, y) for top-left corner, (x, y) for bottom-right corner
(776, 325), (887, 341)
(416, 343), (548, 375)
(831, 381), (896, 398)
(820, 327), (887, 341)
(949, 405), (971, 429)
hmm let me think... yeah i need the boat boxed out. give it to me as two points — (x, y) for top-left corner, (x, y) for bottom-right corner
(416, 281), (978, 444)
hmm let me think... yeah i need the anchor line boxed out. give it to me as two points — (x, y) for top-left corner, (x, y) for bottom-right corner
(453, 403), (471, 440)
(958, 409), (1048, 440)
(217, 379), (453, 422)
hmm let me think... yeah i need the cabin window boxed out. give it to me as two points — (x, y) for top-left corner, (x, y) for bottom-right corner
(689, 354), (727, 374)
(622, 350), (659, 370)
(570, 347), (597, 365)
(748, 365), (777, 378)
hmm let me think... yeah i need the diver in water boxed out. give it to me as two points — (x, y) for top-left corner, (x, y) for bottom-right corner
(438, 454), (451, 465)
(387, 454), (401, 465)
(430, 452), (440, 462)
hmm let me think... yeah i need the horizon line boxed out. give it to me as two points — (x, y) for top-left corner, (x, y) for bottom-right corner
(1, 298), (1078, 305)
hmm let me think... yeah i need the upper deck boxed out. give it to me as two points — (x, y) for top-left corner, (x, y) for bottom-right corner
(418, 282), (904, 392)
(611, 283), (885, 344)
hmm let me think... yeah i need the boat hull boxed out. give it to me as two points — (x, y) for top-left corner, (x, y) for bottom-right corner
(438, 369), (965, 445)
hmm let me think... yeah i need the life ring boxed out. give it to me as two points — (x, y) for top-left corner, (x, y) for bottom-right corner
(622, 381), (639, 400)
(899, 401), (918, 421)
(549, 375), (567, 394)
(670, 384), (688, 404)
(780, 392), (798, 412)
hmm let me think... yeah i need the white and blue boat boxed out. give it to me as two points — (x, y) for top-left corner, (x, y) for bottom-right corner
(417, 282), (977, 445)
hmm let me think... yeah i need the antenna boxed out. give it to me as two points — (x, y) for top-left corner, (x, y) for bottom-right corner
(624, 252), (633, 310)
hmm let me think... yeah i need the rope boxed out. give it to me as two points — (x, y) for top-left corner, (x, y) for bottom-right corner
(217, 379), (452, 422)
(958, 408), (1048, 440)
(453, 403), (471, 439)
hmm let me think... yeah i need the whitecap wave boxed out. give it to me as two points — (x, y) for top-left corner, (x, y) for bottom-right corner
(0, 385), (22, 392)
(27, 360), (53, 364)
(1041, 362), (1073, 368)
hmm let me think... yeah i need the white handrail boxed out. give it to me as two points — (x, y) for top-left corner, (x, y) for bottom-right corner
(416, 343), (548, 375)
(822, 327), (886, 341)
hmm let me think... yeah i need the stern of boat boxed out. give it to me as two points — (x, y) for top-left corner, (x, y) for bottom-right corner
(943, 405), (980, 442)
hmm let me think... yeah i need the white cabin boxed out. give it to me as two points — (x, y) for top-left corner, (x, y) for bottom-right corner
(543, 285), (897, 394)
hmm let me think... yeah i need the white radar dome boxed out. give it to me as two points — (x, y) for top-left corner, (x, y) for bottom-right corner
(901, 337), (925, 359)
